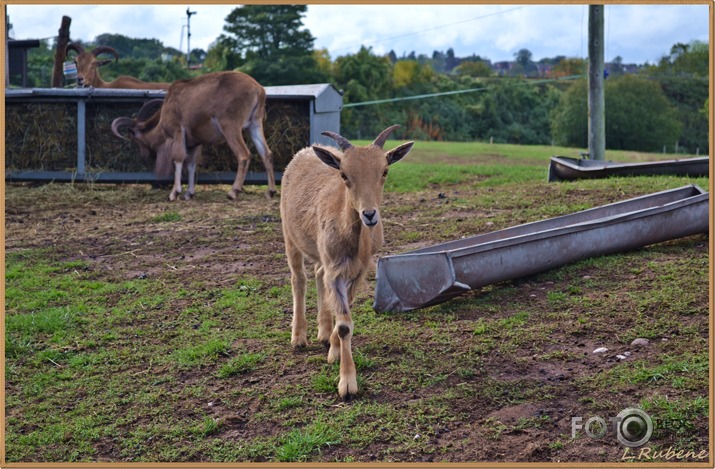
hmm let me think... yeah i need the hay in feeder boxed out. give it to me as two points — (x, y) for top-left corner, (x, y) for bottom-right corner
(6, 95), (311, 176)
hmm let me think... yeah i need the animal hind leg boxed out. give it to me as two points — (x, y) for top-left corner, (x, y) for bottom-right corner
(169, 160), (183, 201)
(221, 123), (251, 200)
(247, 120), (276, 198)
(184, 146), (200, 200)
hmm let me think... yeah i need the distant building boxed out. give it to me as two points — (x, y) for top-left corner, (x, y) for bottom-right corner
(492, 61), (512, 76)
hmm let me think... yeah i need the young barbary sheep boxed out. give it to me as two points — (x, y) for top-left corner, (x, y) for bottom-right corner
(66, 43), (171, 89)
(111, 71), (276, 201)
(280, 125), (414, 401)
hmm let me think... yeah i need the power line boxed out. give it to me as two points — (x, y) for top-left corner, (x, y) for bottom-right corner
(330, 6), (526, 55)
(343, 75), (583, 108)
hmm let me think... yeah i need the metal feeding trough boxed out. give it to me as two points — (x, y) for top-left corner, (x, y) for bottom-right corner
(373, 185), (709, 313)
(548, 156), (710, 182)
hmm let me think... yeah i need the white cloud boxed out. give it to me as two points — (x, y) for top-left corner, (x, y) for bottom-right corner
(6, 4), (709, 64)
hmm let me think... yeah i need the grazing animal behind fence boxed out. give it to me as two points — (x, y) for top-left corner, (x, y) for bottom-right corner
(66, 43), (171, 89)
(280, 125), (414, 401)
(111, 71), (276, 201)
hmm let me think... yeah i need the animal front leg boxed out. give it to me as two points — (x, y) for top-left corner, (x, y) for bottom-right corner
(327, 278), (357, 400)
(335, 315), (357, 401)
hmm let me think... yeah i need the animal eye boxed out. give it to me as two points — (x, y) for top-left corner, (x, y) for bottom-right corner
(382, 169), (389, 177)
(340, 172), (348, 181)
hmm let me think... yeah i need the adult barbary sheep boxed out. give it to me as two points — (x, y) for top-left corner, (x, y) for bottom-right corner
(111, 71), (276, 200)
(66, 43), (171, 89)
(280, 125), (414, 401)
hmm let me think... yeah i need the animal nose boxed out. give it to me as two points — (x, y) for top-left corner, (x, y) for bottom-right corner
(363, 209), (376, 221)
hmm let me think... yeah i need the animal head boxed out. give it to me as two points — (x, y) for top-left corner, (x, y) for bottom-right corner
(111, 99), (164, 160)
(313, 125), (414, 228)
(66, 43), (119, 87)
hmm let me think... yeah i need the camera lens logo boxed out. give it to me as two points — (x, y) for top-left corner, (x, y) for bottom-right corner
(616, 408), (653, 447)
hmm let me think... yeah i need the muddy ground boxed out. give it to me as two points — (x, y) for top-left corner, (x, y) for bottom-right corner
(4, 173), (711, 463)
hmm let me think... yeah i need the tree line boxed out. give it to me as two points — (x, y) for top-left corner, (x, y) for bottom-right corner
(18, 5), (709, 153)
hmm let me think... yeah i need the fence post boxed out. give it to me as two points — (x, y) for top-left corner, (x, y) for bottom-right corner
(77, 99), (86, 178)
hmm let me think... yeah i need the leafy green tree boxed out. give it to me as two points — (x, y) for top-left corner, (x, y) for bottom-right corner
(551, 58), (587, 78)
(550, 79), (588, 147)
(218, 5), (327, 85)
(393, 60), (435, 88)
(551, 75), (681, 151)
(333, 46), (394, 139)
(22, 39), (54, 87)
(469, 79), (561, 144)
(453, 60), (493, 78)
(94, 33), (166, 59)
(643, 40), (709, 152)
(650, 40), (709, 78)
(512, 48), (537, 77)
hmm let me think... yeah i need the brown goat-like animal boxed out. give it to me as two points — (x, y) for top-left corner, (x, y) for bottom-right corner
(111, 71), (276, 200)
(66, 43), (171, 89)
(280, 125), (414, 401)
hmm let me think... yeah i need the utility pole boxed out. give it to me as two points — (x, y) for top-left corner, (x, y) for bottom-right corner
(186, 7), (196, 67)
(587, 5), (605, 160)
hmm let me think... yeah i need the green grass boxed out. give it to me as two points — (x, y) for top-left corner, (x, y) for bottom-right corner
(5, 140), (709, 463)
(151, 211), (182, 223)
(217, 352), (265, 378)
(275, 422), (340, 462)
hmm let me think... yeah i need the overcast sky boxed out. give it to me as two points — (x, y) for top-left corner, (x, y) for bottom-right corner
(6, 4), (711, 64)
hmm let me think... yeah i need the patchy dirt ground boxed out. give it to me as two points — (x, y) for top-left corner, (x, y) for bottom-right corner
(4, 175), (711, 464)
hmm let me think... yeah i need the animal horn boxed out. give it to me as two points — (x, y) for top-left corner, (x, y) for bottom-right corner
(136, 99), (164, 122)
(372, 125), (401, 149)
(65, 43), (85, 57)
(91, 46), (119, 63)
(321, 131), (353, 151)
(111, 117), (133, 140)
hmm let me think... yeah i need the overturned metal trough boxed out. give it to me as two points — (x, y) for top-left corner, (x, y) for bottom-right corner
(373, 185), (709, 313)
(548, 156), (709, 182)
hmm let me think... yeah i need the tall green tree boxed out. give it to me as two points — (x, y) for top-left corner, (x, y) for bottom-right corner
(218, 5), (327, 85)
(333, 46), (394, 139)
(469, 79), (561, 144)
(643, 40), (709, 152)
(551, 75), (682, 152)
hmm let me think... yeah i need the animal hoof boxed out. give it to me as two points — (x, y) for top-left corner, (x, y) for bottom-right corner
(169, 192), (177, 201)
(266, 189), (277, 199)
(319, 339), (330, 350)
(291, 337), (308, 348)
(226, 191), (237, 200)
(338, 377), (358, 401)
(183, 192), (194, 201)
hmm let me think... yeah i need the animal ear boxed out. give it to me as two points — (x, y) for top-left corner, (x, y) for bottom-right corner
(312, 146), (341, 170)
(386, 141), (414, 165)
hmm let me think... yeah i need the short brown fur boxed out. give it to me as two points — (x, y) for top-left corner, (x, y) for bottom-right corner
(111, 71), (276, 200)
(66, 44), (171, 90)
(280, 125), (413, 400)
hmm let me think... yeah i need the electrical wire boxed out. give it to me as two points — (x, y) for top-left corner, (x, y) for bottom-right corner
(343, 74), (583, 108)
